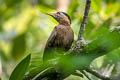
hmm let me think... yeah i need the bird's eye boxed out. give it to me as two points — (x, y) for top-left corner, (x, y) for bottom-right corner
(57, 12), (60, 15)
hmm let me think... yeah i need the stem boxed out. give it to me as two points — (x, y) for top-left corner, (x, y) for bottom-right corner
(78, 0), (91, 40)
(86, 68), (111, 80)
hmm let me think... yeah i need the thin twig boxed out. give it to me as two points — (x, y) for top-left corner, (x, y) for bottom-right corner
(86, 68), (111, 80)
(81, 70), (94, 80)
(72, 70), (84, 78)
(31, 67), (54, 80)
(78, 0), (91, 40)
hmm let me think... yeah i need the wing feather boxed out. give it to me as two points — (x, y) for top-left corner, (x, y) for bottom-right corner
(43, 27), (57, 60)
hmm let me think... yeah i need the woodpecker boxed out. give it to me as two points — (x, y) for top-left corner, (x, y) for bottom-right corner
(43, 11), (74, 61)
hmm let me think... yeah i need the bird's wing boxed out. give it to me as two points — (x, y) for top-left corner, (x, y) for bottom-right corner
(45, 27), (57, 49)
(43, 27), (57, 60)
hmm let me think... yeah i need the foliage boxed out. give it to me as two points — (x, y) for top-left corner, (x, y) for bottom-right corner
(9, 54), (31, 80)
(0, 0), (120, 80)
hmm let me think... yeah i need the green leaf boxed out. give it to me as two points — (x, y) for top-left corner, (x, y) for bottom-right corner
(9, 54), (31, 80)
(11, 33), (26, 60)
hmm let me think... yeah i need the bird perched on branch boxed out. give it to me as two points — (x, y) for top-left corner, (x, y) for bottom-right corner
(43, 11), (74, 61)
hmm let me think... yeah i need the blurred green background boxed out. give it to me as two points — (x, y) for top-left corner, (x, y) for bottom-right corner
(0, 0), (120, 80)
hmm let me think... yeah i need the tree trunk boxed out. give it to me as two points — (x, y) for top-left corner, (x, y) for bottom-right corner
(56, 0), (70, 12)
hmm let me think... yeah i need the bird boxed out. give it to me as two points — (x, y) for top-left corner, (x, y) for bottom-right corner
(43, 11), (74, 61)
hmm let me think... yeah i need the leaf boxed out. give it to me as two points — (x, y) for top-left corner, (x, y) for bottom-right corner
(11, 33), (26, 60)
(9, 54), (31, 80)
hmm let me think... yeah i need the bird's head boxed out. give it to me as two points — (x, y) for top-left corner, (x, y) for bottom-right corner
(46, 11), (71, 25)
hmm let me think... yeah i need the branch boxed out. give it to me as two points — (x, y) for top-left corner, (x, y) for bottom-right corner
(78, 0), (91, 40)
(31, 67), (54, 80)
(86, 68), (111, 80)
(72, 70), (83, 78)
(72, 0), (91, 52)
(81, 70), (94, 80)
